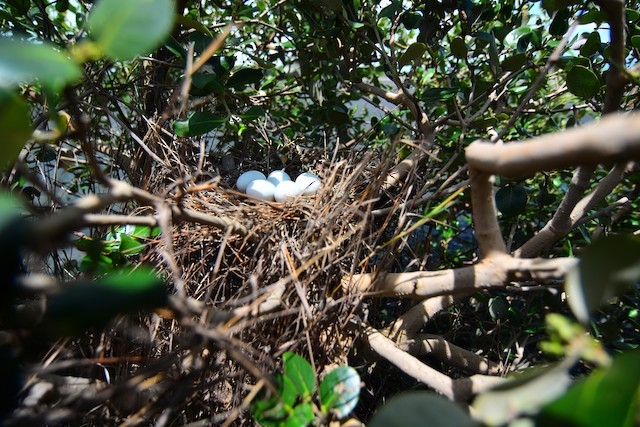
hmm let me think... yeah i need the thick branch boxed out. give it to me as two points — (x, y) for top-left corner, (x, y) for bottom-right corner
(365, 326), (504, 401)
(466, 113), (640, 177)
(343, 256), (574, 298)
(470, 169), (507, 257)
(399, 334), (502, 375)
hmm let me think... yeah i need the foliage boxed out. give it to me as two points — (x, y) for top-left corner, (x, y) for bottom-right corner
(251, 352), (360, 426)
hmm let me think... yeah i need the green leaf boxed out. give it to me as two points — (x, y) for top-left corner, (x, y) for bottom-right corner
(566, 65), (601, 100)
(626, 8), (640, 22)
(326, 103), (350, 126)
(539, 350), (640, 427)
(422, 87), (458, 102)
(226, 68), (263, 89)
(450, 36), (467, 59)
(402, 12), (422, 29)
(240, 106), (265, 122)
(632, 35), (640, 49)
(501, 53), (527, 71)
(119, 234), (145, 254)
(319, 366), (360, 418)
(173, 111), (226, 137)
(580, 31), (602, 57)
(370, 392), (479, 427)
(0, 38), (82, 89)
(495, 185), (527, 218)
(579, 9), (601, 25)
(46, 267), (167, 335)
(503, 26), (532, 48)
(550, 9), (570, 36)
(398, 42), (427, 68)
(283, 352), (315, 399)
(88, 0), (175, 60)
(0, 90), (31, 166)
(190, 73), (224, 96)
(284, 402), (314, 427)
(565, 235), (640, 325)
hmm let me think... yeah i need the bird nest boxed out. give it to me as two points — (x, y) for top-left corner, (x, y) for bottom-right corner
(137, 148), (392, 423)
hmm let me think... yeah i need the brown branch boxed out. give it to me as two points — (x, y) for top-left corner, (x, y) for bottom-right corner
(469, 169), (507, 257)
(365, 326), (504, 401)
(595, 0), (627, 114)
(466, 113), (640, 177)
(399, 334), (502, 375)
(343, 256), (574, 298)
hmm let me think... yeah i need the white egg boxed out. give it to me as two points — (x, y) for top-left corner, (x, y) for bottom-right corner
(246, 179), (276, 201)
(295, 172), (321, 196)
(274, 181), (302, 203)
(267, 170), (292, 186)
(236, 170), (266, 192)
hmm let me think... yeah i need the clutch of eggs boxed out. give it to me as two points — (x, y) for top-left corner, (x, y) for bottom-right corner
(236, 170), (321, 202)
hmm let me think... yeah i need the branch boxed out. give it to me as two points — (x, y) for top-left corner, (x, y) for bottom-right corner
(365, 326), (504, 401)
(387, 295), (461, 342)
(399, 334), (502, 375)
(469, 169), (507, 257)
(595, 0), (627, 114)
(343, 256), (574, 298)
(466, 113), (640, 177)
(516, 166), (594, 258)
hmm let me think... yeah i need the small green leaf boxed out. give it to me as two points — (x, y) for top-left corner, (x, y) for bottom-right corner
(46, 267), (167, 335)
(240, 106), (265, 122)
(88, 0), (175, 60)
(625, 8), (640, 22)
(539, 350), (640, 427)
(401, 12), (422, 29)
(450, 36), (467, 59)
(326, 103), (350, 126)
(488, 296), (509, 320)
(631, 35), (640, 49)
(226, 68), (263, 89)
(398, 42), (427, 68)
(0, 38), (82, 89)
(565, 235), (640, 325)
(173, 111), (226, 137)
(495, 185), (528, 218)
(580, 31), (602, 57)
(119, 234), (145, 254)
(284, 402), (314, 427)
(422, 87), (458, 102)
(370, 392), (479, 427)
(503, 26), (532, 48)
(566, 65), (601, 100)
(579, 9), (601, 25)
(283, 352), (315, 399)
(501, 53), (527, 71)
(550, 9), (570, 36)
(190, 73), (224, 96)
(0, 90), (31, 166)
(319, 366), (360, 418)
